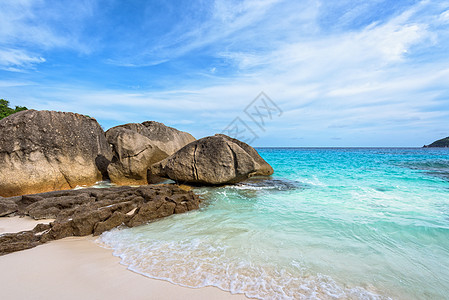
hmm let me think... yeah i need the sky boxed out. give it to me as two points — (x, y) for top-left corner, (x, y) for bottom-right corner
(1, 0), (449, 147)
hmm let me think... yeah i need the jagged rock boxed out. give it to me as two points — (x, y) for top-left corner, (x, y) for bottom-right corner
(151, 134), (273, 185)
(0, 198), (18, 217)
(106, 127), (168, 185)
(0, 110), (112, 197)
(0, 185), (201, 255)
(0, 223), (50, 254)
(93, 211), (127, 236)
(25, 193), (95, 219)
(127, 195), (176, 227)
(0, 231), (41, 255)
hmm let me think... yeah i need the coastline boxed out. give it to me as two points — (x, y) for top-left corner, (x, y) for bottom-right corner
(0, 217), (248, 300)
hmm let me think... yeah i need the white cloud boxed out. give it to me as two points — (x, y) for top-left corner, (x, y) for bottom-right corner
(107, 0), (320, 66)
(0, 1), (63, 48)
(2, 0), (449, 146)
(0, 48), (45, 70)
(0, 80), (35, 87)
(0, 0), (98, 70)
(223, 15), (429, 73)
(440, 9), (449, 22)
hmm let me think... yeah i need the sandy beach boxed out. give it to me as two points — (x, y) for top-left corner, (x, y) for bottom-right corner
(0, 217), (247, 300)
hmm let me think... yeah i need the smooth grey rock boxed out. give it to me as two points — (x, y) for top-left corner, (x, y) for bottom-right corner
(112, 121), (195, 156)
(151, 135), (266, 185)
(106, 127), (168, 185)
(215, 134), (274, 176)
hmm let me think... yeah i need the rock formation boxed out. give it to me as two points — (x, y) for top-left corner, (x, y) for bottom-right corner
(0, 110), (277, 256)
(0, 185), (201, 255)
(106, 127), (168, 185)
(215, 134), (274, 176)
(151, 134), (273, 185)
(112, 121), (195, 156)
(423, 136), (449, 148)
(0, 110), (112, 197)
(106, 121), (195, 185)
(0, 197), (18, 217)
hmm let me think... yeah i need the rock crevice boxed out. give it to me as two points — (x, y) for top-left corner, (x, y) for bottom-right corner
(106, 123), (195, 185)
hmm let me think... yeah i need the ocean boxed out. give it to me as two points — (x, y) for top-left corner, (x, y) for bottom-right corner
(100, 148), (449, 299)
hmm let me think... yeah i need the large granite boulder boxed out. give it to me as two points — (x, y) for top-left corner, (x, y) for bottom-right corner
(106, 121), (195, 185)
(0, 185), (201, 255)
(106, 127), (167, 185)
(113, 121), (195, 156)
(151, 134), (273, 185)
(0, 110), (112, 197)
(215, 134), (274, 176)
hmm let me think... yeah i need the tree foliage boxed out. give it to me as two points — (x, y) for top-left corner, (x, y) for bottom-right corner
(0, 99), (28, 120)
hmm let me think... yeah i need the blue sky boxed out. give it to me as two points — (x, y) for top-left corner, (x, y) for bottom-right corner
(1, 0), (448, 147)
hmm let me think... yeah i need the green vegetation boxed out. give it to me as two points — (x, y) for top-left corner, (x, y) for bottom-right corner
(0, 99), (28, 120)
(425, 136), (449, 148)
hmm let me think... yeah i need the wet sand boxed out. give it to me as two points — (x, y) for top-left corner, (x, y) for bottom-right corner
(0, 217), (248, 300)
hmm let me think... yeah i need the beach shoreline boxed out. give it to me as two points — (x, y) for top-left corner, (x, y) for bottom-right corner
(0, 217), (248, 300)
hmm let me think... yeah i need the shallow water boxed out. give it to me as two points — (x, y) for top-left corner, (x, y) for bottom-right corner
(101, 148), (449, 299)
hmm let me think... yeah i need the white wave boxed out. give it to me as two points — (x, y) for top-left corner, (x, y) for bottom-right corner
(228, 185), (270, 191)
(295, 175), (326, 187)
(100, 229), (390, 300)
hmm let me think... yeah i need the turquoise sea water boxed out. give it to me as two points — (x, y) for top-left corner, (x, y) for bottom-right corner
(100, 148), (449, 299)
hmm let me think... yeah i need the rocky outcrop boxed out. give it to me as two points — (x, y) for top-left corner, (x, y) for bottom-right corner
(151, 134), (273, 185)
(423, 136), (449, 148)
(0, 110), (112, 197)
(0, 185), (201, 255)
(0, 197), (19, 217)
(106, 127), (168, 185)
(113, 121), (195, 156)
(215, 134), (273, 176)
(106, 121), (195, 185)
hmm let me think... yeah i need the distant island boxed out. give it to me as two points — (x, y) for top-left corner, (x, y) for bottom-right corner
(423, 136), (449, 148)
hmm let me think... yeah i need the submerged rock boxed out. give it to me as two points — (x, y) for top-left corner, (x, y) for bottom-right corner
(235, 177), (306, 191)
(106, 121), (195, 185)
(0, 110), (112, 197)
(0, 185), (201, 255)
(151, 134), (273, 185)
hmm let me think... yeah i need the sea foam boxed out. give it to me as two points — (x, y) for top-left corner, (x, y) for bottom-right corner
(100, 227), (387, 300)
(100, 148), (449, 299)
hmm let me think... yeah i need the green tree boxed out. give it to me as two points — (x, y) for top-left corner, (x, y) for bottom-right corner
(0, 99), (28, 120)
